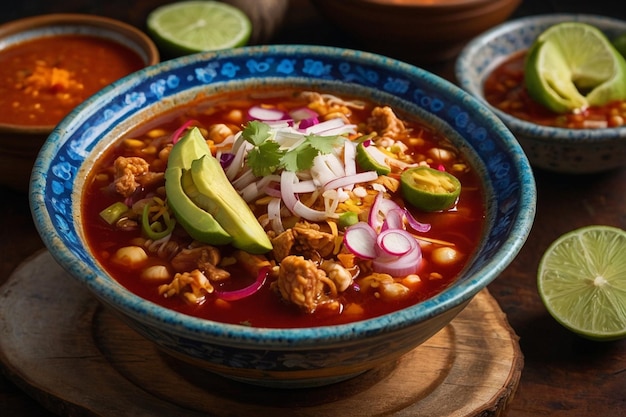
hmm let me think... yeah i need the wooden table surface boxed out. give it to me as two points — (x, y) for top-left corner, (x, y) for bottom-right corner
(1, 1), (624, 416)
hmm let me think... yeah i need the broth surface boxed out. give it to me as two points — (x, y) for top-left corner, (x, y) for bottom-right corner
(82, 89), (486, 328)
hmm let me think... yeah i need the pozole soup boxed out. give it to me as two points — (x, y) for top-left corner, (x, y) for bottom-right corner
(82, 88), (486, 328)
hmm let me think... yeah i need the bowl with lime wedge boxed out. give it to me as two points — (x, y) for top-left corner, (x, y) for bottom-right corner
(456, 13), (626, 174)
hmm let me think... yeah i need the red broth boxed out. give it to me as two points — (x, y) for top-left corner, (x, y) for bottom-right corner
(483, 50), (626, 128)
(0, 34), (145, 126)
(82, 89), (486, 328)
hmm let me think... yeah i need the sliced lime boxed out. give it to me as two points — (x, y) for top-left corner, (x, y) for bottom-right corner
(356, 142), (391, 175)
(146, 1), (252, 57)
(537, 225), (626, 341)
(400, 166), (460, 212)
(524, 22), (626, 113)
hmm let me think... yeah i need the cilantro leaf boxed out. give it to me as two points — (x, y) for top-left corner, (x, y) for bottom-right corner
(247, 141), (283, 176)
(306, 134), (344, 154)
(282, 144), (319, 172)
(242, 120), (271, 146)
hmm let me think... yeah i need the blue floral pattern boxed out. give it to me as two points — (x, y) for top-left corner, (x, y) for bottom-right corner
(31, 45), (536, 387)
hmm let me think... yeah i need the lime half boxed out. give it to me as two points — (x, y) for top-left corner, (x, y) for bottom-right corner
(400, 166), (461, 212)
(147, 1), (252, 57)
(524, 22), (626, 113)
(537, 225), (626, 341)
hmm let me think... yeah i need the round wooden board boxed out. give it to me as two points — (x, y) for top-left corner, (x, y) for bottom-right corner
(0, 250), (523, 416)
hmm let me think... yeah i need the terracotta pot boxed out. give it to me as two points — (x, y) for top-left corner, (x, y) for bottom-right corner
(311, 0), (522, 63)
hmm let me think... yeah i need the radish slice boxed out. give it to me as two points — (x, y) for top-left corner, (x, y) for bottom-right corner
(289, 107), (318, 121)
(344, 222), (378, 259)
(377, 229), (415, 257)
(248, 105), (288, 121)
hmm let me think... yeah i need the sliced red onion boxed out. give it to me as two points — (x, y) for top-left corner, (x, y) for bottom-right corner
(315, 124), (357, 137)
(311, 154), (340, 186)
(216, 266), (270, 301)
(404, 209), (432, 233)
(280, 170), (299, 212)
(323, 171), (378, 191)
(292, 179), (317, 193)
(267, 197), (284, 234)
(219, 152), (235, 168)
(380, 208), (406, 231)
(298, 117), (319, 130)
(225, 138), (251, 181)
(367, 192), (384, 230)
(344, 222), (378, 259)
(292, 200), (330, 222)
(248, 105), (289, 121)
(171, 119), (198, 144)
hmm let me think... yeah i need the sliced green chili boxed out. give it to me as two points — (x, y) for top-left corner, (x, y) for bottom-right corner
(141, 199), (176, 240)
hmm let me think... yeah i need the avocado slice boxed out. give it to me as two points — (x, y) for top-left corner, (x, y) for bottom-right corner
(165, 128), (232, 244)
(185, 154), (273, 254)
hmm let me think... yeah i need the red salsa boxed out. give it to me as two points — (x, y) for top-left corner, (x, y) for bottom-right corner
(0, 34), (145, 126)
(483, 50), (626, 128)
(82, 89), (486, 328)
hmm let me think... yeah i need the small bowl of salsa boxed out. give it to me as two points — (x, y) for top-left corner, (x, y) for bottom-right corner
(455, 13), (626, 174)
(0, 13), (160, 191)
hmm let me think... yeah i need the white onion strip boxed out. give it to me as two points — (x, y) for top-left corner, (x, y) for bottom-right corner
(323, 171), (378, 191)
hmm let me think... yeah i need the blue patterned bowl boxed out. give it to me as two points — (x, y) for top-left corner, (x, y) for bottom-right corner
(30, 45), (535, 388)
(456, 14), (626, 174)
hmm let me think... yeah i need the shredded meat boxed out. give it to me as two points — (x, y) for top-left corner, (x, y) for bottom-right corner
(271, 221), (335, 262)
(273, 255), (337, 313)
(113, 156), (150, 197)
(368, 106), (407, 140)
(170, 246), (229, 281)
(158, 269), (214, 304)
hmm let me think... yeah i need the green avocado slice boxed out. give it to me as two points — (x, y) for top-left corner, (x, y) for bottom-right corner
(165, 128), (232, 244)
(186, 154), (273, 254)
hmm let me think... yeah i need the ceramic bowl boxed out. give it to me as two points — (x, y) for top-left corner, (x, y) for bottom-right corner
(310, 0), (522, 63)
(0, 13), (159, 192)
(30, 44), (536, 389)
(455, 13), (626, 174)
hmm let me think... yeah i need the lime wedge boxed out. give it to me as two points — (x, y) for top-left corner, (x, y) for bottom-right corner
(524, 22), (626, 113)
(537, 225), (626, 341)
(147, 1), (252, 57)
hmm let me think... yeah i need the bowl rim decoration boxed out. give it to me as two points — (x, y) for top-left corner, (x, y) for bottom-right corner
(30, 45), (535, 350)
(455, 13), (626, 144)
(0, 12), (160, 133)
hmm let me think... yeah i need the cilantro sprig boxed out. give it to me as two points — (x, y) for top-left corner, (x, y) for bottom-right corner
(242, 120), (344, 177)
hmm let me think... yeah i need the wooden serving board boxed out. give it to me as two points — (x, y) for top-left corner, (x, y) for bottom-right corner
(0, 250), (523, 417)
